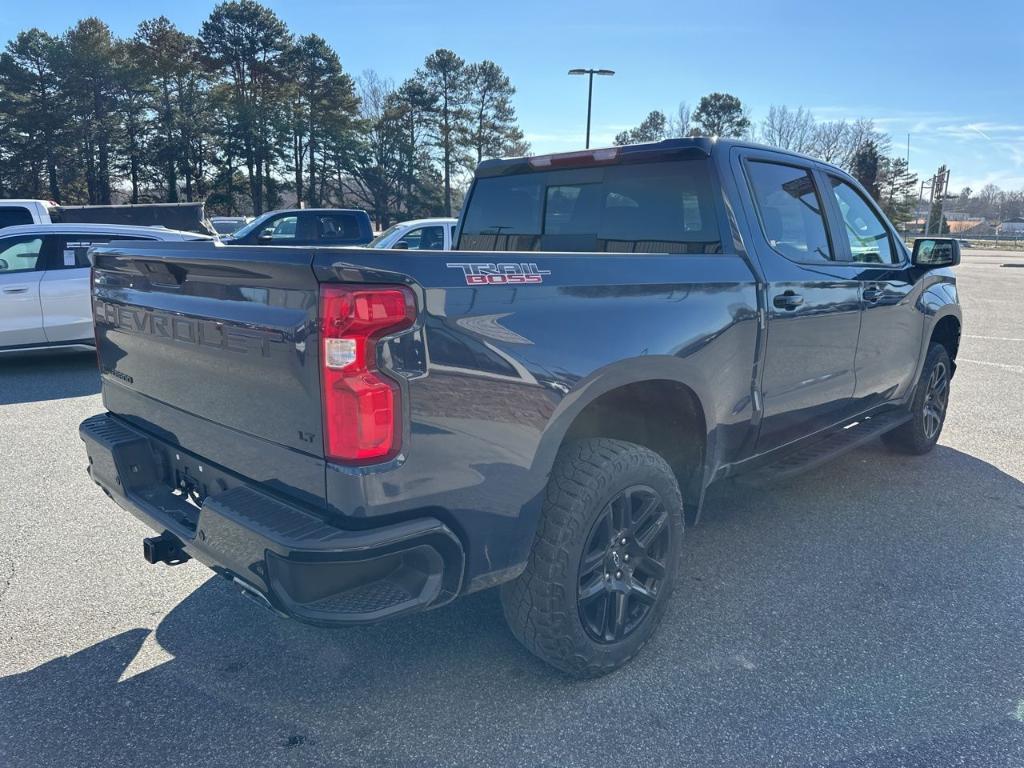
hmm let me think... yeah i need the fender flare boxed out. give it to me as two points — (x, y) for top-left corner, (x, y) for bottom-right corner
(913, 280), (962, 388)
(528, 354), (717, 498)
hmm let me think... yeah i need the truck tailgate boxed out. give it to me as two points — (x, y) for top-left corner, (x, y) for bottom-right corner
(91, 241), (324, 463)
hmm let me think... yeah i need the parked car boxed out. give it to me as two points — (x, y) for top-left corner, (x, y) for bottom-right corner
(958, 239), (972, 249)
(210, 216), (250, 235)
(81, 138), (961, 677)
(222, 208), (373, 246)
(368, 218), (458, 251)
(0, 223), (209, 353)
(0, 199), (58, 228)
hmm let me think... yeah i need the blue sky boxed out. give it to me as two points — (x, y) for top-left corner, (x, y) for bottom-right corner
(2, 0), (1022, 192)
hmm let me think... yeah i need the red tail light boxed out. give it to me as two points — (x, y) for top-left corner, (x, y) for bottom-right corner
(320, 285), (416, 463)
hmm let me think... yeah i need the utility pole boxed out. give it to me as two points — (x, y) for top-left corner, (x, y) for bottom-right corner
(937, 168), (950, 235)
(568, 68), (615, 148)
(924, 176), (935, 236)
(922, 167), (951, 235)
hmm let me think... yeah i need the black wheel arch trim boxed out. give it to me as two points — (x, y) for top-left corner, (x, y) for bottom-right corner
(530, 355), (719, 508)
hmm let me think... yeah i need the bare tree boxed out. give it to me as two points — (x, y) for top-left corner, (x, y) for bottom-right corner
(760, 105), (816, 154)
(668, 102), (692, 137)
(811, 120), (850, 164)
(344, 70), (402, 227)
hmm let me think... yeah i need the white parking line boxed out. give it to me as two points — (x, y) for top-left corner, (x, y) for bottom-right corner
(963, 335), (1024, 342)
(959, 358), (1024, 374)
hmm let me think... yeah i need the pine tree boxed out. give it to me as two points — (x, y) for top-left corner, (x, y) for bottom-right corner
(850, 140), (881, 200)
(200, 0), (293, 214)
(465, 60), (527, 164)
(416, 49), (469, 217)
(614, 110), (669, 145)
(692, 93), (750, 138)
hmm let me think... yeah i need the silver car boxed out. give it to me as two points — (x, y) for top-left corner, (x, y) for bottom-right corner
(0, 223), (209, 353)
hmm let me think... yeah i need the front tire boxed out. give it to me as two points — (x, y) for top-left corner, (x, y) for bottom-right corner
(500, 438), (683, 677)
(882, 342), (952, 455)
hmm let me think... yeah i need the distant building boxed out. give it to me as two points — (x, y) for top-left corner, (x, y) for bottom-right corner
(946, 217), (987, 234)
(904, 216), (988, 236)
(997, 217), (1024, 236)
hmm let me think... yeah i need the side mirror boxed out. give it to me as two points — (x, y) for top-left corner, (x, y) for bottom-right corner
(0, 259), (7, 271)
(912, 237), (960, 268)
(392, 241), (410, 250)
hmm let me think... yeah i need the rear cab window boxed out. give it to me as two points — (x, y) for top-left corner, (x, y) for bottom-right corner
(458, 159), (722, 254)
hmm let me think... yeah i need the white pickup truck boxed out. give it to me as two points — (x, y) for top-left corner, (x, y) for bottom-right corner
(0, 200), (57, 228)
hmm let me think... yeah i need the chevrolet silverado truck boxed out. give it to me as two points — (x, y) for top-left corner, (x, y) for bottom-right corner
(80, 138), (962, 676)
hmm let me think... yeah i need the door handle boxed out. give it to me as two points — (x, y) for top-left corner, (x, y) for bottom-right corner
(862, 287), (883, 303)
(2, 287), (28, 294)
(772, 291), (803, 310)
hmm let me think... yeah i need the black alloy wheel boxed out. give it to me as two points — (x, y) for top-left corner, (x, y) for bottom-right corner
(577, 484), (670, 644)
(922, 359), (949, 440)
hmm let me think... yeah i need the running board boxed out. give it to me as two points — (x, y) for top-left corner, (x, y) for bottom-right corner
(736, 410), (912, 486)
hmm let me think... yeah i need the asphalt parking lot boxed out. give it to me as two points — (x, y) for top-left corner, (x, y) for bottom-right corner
(1, 250), (1022, 767)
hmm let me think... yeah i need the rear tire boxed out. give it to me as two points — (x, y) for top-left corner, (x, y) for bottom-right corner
(881, 342), (952, 455)
(500, 438), (683, 677)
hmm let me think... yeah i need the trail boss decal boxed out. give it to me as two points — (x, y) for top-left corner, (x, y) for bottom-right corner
(446, 262), (551, 285)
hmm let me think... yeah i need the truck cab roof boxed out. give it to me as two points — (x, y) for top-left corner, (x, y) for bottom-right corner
(476, 137), (844, 177)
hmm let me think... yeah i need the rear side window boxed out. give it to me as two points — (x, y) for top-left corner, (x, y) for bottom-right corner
(0, 206), (34, 229)
(317, 213), (361, 242)
(746, 161), (833, 262)
(49, 234), (157, 269)
(459, 159), (721, 254)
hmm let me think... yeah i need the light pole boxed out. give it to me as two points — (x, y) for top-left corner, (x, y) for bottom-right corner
(568, 68), (614, 149)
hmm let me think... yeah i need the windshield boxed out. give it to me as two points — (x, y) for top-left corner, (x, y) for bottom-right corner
(368, 224), (404, 247)
(459, 159), (721, 253)
(224, 211), (277, 240)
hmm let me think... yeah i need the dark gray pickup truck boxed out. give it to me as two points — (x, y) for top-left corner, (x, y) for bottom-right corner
(81, 138), (962, 676)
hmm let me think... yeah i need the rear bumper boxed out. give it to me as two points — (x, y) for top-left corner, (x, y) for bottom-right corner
(79, 413), (464, 625)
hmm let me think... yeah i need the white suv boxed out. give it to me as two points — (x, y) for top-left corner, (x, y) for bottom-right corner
(0, 224), (209, 353)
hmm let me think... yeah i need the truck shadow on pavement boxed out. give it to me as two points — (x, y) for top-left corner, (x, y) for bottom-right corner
(0, 350), (98, 405)
(3, 444), (1024, 767)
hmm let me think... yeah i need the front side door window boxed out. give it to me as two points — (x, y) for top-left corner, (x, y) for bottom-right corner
(828, 177), (897, 264)
(0, 236), (45, 274)
(397, 225), (445, 250)
(253, 215), (299, 243)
